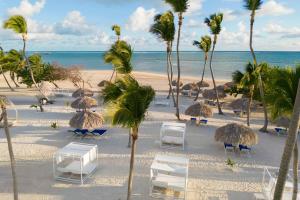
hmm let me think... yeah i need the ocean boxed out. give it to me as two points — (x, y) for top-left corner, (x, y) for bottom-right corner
(33, 51), (300, 80)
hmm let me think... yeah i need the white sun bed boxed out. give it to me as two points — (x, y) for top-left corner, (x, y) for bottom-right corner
(150, 154), (189, 200)
(160, 122), (186, 150)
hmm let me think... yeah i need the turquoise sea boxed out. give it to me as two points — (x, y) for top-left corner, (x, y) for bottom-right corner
(33, 51), (300, 80)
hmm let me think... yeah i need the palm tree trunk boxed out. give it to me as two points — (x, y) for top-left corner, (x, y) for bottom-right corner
(109, 69), (115, 82)
(127, 129), (131, 148)
(273, 80), (300, 200)
(0, 66), (14, 91)
(1, 105), (18, 200)
(249, 12), (268, 132)
(194, 54), (208, 101)
(175, 13), (183, 120)
(167, 44), (176, 107)
(247, 86), (254, 126)
(10, 72), (19, 88)
(292, 142), (298, 200)
(209, 36), (223, 115)
(127, 127), (138, 200)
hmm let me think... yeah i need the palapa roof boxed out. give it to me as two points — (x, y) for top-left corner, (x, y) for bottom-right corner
(197, 80), (210, 88)
(98, 80), (110, 87)
(172, 80), (183, 87)
(215, 123), (258, 146)
(276, 116), (290, 128)
(224, 82), (235, 90)
(69, 110), (104, 129)
(182, 83), (198, 91)
(71, 96), (98, 109)
(185, 103), (213, 118)
(202, 89), (226, 100)
(229, 98), (249, 111)
(72, 88), (94, 98)
(40, 81), (55, 97)
(0, 95), (11, 106)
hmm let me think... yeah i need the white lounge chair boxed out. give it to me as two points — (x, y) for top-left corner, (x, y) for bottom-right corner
(160, 122), (186, 150)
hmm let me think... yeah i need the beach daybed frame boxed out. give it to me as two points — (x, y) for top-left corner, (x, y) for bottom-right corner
(160, 122), (186, 150)
(150, 154), (189, 200)
(53, 142), (98, 184)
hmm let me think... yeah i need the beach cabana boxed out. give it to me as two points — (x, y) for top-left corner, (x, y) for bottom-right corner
(69, 110), (104, 130)
(215, 123), (258, 146)
(185, 103), (213, 119)
(98, 80), (110, 87)
(72, 88), (94, 98)
(71, 96), (98, 110)
(0, 95), (18, 128)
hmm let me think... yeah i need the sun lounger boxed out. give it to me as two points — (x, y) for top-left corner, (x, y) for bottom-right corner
(199, 119), (208, 124)
(69, 129), (89, 136)
(239, 144), (251, 157)
(275, 128), (287, 136)
(90, 129), (107, 136)
(190, 117), (197, 125)
(224, 143), (235, 155)
(154, 100), (170, 106)
(181, 90), (190, 96)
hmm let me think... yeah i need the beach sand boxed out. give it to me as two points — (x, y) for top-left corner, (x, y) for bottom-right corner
(0, 70), (292, 200)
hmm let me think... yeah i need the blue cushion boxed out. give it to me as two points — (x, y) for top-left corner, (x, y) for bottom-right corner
(91, 129), (107, 135)
(200, 119), (208, 124)
(239, 144), (251, 151)
(275, 127), (284, 132)
(191, 117), (197, 121)
(73, 129), (89, 134)
(224, 143), (234, 148)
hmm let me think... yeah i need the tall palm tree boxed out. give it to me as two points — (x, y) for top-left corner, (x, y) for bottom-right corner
(193, 36), (212, 101)
(0, 97), (18, 200)
(109, 25), (122, 82)
(243, 0), (268, 132)
(3, 15), (44, 97)
(204, 13), (224, 114)
(273, 79), (300, 200)
(150, 11), (176, 106)
(264, 66), (300, 200)
(232, 62), (259, 126)
(102, 75), (155, 200)
(165, 0), (189, 120)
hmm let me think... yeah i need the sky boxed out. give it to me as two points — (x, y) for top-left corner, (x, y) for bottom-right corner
(0, 0), (299, 51)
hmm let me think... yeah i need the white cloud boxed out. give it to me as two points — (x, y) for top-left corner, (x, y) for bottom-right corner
(186, 0), (204, 15)
(186, 19), (205, 28)
(54, 11), (94, 35)
(126, 7), (156, 32)
(264, 23), (300, 38)
(222, 9), (242, 21)
(258, 0), (294, 16)
(7, 0), (45, 17)
(219, 21), (249, 46)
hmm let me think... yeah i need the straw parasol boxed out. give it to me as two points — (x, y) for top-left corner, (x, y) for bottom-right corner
(72, 88), (94, 98)
(229, 98), (249, 111)
(276, 116), (290, 129)
(40, 81), (55, 97)
(172, 80), (183, 87)
(0, 95), (11, 106)
(182, 83), (198, 91)
(185, 103), (213, 118)
(202, 89), (226, 100)
(71, 96), (98, 109)
(197, 80), (210, 88)
(215, 123), (258, 146)
(69, 110), (104, 129)
(224, 82), (235, 90)
(98, 80), (110, 87)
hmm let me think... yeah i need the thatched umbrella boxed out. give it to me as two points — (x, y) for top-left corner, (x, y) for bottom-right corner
(0, 95), (11, 106)
(98, 80), (110, 87)
(276, 116), (290, 129)
(202, 89), (226, 100)
(40, 81), (55, 97)
(72, 88), (94, 98)
(224, 82), (235, 90)
(71, 96), (98, 109)
(172, 80), (183, 87)
(215, 123), (258, 146)
(182, 83), (197, 91)
(197, 80), (210, 88)
(229, 98), (249, 111)
(69, 110), (104, 129)
(185, 103), (213, 118)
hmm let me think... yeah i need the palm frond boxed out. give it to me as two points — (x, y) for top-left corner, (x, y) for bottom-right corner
(3, 15), (27, 35)
(164, 0), (189, 13)
(243, 0), (263, 11)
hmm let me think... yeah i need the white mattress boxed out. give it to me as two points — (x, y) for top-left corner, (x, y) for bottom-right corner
(152, 173), (186, 191)
(161, 136), (184, 145)
(57, 161), (97, 175)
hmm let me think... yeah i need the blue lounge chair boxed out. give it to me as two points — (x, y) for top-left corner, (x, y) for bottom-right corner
(199, 119), (208, 124)
(69, 129), (89, 136)
(224, 143), (235, 154)
(90, 129), (107, 136)
(275, 127), (287, 136)
(239, 144), (251, 157)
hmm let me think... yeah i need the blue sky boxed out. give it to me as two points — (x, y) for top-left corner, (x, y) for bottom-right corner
(0, 0), (299, 51)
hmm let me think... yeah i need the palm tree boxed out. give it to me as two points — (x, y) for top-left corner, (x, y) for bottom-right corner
(0, 48), (14, 91)
(104, 40), (133, 76)
(0, 97), (18, 200)
(109, 25), (122, 82)
(3, 15), (44, 97)
(243, 0), (268, 132)
(193, 35), (212, 101)
(264, 66), (300, 199)
(102, 75), (155, 200)
(165, 0), (189, 120)
(273, 80), (300, 200)
(204, 13), (224, 114)
(150, 11), (176, 106)
(232, 62), (259, 126)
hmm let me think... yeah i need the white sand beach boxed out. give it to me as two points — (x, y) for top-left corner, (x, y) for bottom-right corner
(0, 70), (294, 200)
